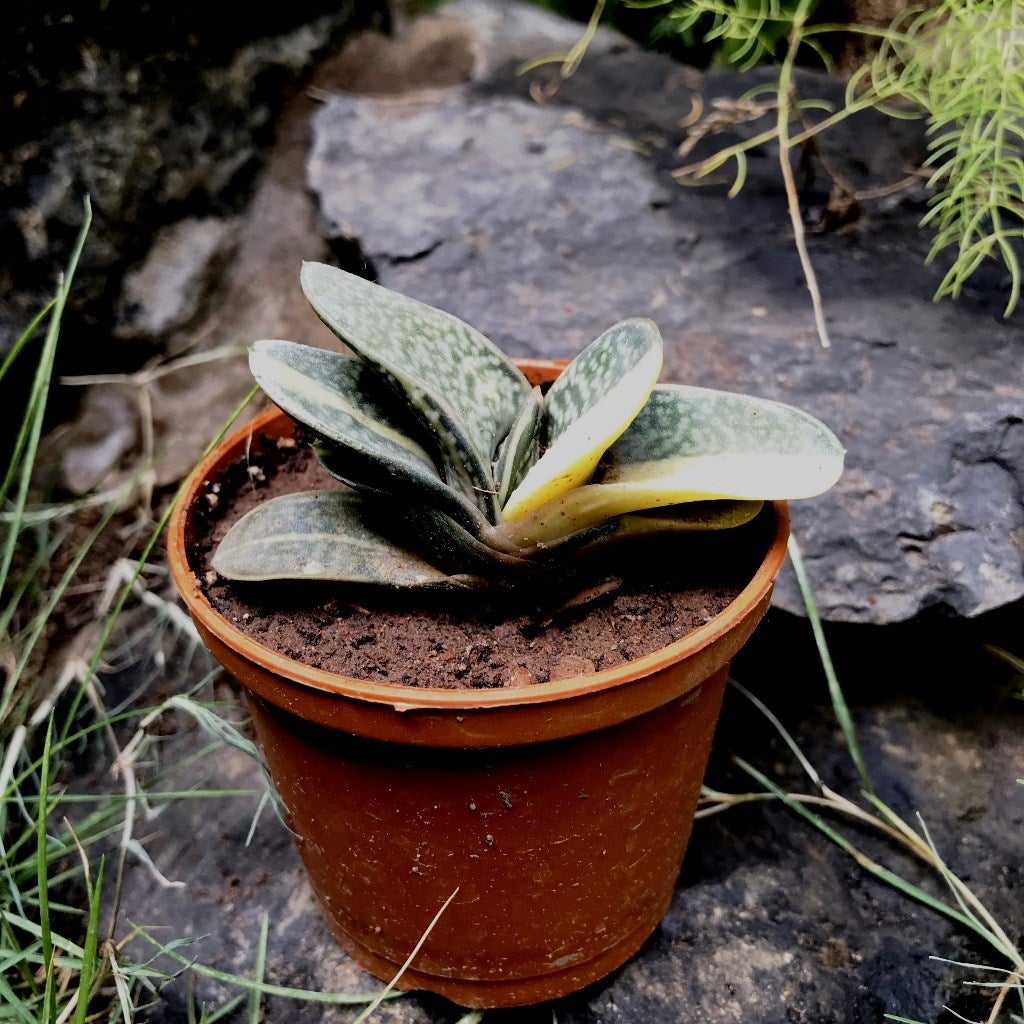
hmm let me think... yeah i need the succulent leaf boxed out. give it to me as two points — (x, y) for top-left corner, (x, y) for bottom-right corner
(314, 441), (493, 541)
(300, 262), (530, 520)
(250, 340), (437, 472)
(212, 490), (479, 587)
(614, 500), (765, 536)
(393, 505), (537, 575)
(602, 385), (846, 496)
(501, 318), (663, 521)
(494, 386), (543, 507)
(523, 501), (766, 565)
(498, 385), (843, 546)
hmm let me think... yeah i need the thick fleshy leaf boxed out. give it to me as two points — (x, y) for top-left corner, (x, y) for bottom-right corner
(518, 501), (764, 559)
(251, 340), (490, 536)
(300, 262), (530, 520)
(250, 340), (432, 471)
(497, 385), (843, 545)
(501, 318), (662, 521)
(314, 441), (494, 541)
(494, 386), (543, 507)
(614, 500), (765, 536)
(602, 385), (845, 494)
(392, 505), (536, 575)
(515, 501), (765, 567)
(212, 490), (479, 587)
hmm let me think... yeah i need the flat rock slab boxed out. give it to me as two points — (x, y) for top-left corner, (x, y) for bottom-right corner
(307, 0), (1024, 624)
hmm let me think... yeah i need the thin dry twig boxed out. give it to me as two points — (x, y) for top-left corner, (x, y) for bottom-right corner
(777, 3), (831, 348)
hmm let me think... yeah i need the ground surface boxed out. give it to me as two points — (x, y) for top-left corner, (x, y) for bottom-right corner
(39, 3), (1021, 1021)
(109, 600), (1022, 1024)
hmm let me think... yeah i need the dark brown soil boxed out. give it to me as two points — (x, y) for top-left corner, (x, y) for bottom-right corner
(187, 429), (773, 689)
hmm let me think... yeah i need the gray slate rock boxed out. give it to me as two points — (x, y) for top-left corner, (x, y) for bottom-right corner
(115, 217), (237, 341)
(0, 1), (387, 360)
(306, 1), (1023, 624)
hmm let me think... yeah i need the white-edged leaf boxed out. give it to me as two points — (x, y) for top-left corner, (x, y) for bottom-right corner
(501, 318), (662, 520)
(251, 340), (432, 472)
(212, 490), (477, 587)
(498, 385), (843, 545)
(251, 341), (489, 536)
(601, 384), (845, 496)
(494, 386), (543, 506)
(300, 263), (530, 520)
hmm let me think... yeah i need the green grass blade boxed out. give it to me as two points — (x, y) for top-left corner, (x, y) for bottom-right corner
(107, 947), (136, 1024)
(36, 719), (57, 1024)
(0, 975), (38, 1024)
(351, 887), (459, 1024)
(58, 385), (259, 747)
(0, 528), (64, 652)
(203, 995), (245, 1022)
(0, 299), (55, 385)
(1, 498), (122, 726)
(787, 534), (874, 795)
(729, 677), (823, 788)
(0, 197), (92, 603)
(132, 926), (397, 1005)
(0, 914), (35, 994)
(248, 914), (269, 1024)
(735, 757), (994, 945)
(72, 855), (104, 1024)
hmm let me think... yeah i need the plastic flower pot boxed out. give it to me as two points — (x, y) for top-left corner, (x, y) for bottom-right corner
(167, 359), (790, 1008)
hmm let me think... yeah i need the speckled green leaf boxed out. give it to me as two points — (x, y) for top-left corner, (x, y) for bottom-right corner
(251, 340), (490, 536)
(212, 490), (479, 587)
(391, 504), (536, 575)
(250, 340), (432, 465)
(501, 318), (662, 520)
(601, 384), (845, 495)
(498, 385), (843, 545)
(315, 441), (495, 542)
(494, 386), (543, 506)
(300, 262), (530, 521)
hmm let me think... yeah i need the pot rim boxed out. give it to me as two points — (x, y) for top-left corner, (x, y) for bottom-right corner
(168, 385), (790, 714)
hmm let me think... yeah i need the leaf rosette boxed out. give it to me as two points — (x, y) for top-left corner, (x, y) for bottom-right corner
(213, 264), (845, 587)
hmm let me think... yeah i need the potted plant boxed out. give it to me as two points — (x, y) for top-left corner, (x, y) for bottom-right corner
(168, 263), (844, 1008)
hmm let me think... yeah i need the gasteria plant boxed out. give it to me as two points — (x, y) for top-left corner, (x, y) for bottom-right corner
(213, 263), (844, 587)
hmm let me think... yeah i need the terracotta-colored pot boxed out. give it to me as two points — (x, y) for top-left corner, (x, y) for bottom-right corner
(168, 360), (790, 1008)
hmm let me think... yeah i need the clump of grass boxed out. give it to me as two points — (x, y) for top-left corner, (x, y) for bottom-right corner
(668, 0), (1024, 322)
(0, 200), (421, 1022)
(541, 0), (1024, 342)
(869, 1), (1024, 315)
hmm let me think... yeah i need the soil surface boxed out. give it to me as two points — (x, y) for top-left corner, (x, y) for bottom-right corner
(189, 430), (771, 688)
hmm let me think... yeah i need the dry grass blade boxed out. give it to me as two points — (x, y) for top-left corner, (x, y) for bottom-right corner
(351, 887), (460, 1024)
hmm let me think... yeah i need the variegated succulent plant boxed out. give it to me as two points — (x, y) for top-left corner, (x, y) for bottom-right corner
(213, 263), (845, 588)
